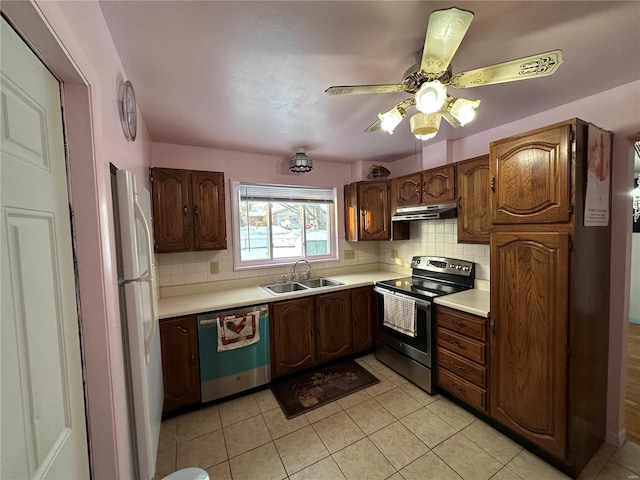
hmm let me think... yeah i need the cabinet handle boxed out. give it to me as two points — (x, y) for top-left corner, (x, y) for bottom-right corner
(449, 339), (466, 350)
(194, 205), (199, 215)
(458, 196), (462, 210)
(452, 382), (467, 394)
(452, 319), (465, 327)
(316, 326), (320, 336)
(421, 182), (427, 194)
(454, 363), (468, 373)
(183, 205), (188, 215)
(490, 176), (496, 192)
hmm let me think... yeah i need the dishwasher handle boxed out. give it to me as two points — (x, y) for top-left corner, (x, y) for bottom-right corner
(199, 318), (218, 327)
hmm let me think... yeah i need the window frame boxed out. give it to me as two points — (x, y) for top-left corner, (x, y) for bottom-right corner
(231, 181), (339, 270)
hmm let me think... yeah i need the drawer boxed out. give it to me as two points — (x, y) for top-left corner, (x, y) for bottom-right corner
(437, 348), (486, 387)
(436, 306), (487, 341)
(438, 367), (486, 413)
(437, 327), (486, 364)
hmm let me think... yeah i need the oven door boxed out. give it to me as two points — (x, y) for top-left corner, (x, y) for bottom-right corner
(374, 286), (434, 368)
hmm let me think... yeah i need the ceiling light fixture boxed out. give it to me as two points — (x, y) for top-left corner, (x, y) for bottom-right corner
(378, 107), (406, 134)
(415, 81), (447, 114)
(410, 112), (442, 139)
(445, 97), (481, 126)
(289, 151), (313, 173)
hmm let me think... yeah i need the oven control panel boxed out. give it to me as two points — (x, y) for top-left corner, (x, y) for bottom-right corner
(411, 256), (474, 276)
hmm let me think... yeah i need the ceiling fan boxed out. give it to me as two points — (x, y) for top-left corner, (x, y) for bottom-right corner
(325, 7), (563, 140)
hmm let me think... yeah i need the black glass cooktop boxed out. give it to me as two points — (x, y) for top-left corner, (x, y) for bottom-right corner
(375, 276), (470, 301)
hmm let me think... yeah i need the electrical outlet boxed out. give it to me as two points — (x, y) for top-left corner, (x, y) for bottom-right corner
(210, 261), (219, 274)
(344, 249), (355, 260)
(391, 249), (398, 259)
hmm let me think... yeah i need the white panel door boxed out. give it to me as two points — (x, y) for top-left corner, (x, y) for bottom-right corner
(1, 18), (90, 479)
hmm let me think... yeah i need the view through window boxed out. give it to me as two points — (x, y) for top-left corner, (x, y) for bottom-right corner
(232, 182), (338, 268)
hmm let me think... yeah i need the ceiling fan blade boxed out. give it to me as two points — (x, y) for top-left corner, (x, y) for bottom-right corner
(325, 84), (405, 95)
(449, 49), (564, 88)
(365, 119), (382, 133)
(421, 7), (474, 77)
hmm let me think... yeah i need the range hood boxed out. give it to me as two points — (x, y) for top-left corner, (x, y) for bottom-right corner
(392, 203), (457, 221)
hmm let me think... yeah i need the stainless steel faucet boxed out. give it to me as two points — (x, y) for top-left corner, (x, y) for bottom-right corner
(293, 259), (311, 281)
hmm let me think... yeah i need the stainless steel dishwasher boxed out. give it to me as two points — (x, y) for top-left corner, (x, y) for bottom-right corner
(197, 304), (270, 402)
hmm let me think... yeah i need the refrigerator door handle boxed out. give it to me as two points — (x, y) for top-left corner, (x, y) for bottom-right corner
(133, 189), (158, 364)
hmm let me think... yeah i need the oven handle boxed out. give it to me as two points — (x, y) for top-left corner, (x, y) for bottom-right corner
(374, 286), (431, 310)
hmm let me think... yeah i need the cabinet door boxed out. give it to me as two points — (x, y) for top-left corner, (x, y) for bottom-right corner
(272, 297), (315, 377)
(422, 165), (455, 204)
(394, 173), (422, 208)
(160, 315), (201, 413)
(490, 124), (571, 224)
(191, 171), (226, 250)
(344, 182), (358, 242)
(316, 291), (352, 363)
(457, 156), (490, 243)
(151, 168), (193, 252)
(351, 286), (374, 353)
(358, 181), (390, 241)
(490, 231), (569, 458)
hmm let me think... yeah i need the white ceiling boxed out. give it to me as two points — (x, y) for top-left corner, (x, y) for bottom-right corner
(99, 1), (640, 164)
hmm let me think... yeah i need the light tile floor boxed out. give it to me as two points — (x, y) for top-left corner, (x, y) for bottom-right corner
(157, 354), (640, 480)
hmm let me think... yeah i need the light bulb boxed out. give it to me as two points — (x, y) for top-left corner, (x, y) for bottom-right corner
(449, 98), (480, 126)
(415, 81), (447, 114)
(378, 107), (405, 134)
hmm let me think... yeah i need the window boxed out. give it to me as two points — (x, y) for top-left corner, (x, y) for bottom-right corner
(231, 182), (338, 269)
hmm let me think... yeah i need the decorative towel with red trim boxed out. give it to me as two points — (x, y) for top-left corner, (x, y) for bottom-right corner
(217, 310), (260, 351)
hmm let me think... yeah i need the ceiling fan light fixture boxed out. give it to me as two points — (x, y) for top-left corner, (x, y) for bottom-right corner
(448, 98), (480, 126)
(415, 81), (447, 114)
(378, 107), (405, 134)
(289, 151), (313, 173)
(410, 112), (441, 139)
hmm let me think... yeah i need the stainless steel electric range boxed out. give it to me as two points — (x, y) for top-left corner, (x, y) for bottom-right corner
(374, 256), (475, 394)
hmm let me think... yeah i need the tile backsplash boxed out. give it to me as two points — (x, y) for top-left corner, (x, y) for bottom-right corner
(157, 218), (489, 288)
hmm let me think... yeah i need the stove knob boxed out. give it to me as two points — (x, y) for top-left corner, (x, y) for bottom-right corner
(456, 265), (462, 270)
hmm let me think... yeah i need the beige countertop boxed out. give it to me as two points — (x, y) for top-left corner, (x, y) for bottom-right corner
(158, 268), (490, 319)
(158, 270), (402, 319)
(434, 288), (490, 318)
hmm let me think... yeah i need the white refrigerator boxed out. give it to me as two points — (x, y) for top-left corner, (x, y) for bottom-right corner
(116, 170), (163, 480)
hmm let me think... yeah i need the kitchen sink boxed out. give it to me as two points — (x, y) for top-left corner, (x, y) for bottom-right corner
(262, 277), (343, 295)
(299, 277), (343, 288)
(262, 282), (309, 295)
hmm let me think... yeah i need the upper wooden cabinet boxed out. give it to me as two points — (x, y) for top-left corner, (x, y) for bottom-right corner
(490, 124), (571, 225)
(151, 168), (226, 252)
(456, 155), (490, 244)
(392, 165), (456, 211)
(344, 180), (391, 241)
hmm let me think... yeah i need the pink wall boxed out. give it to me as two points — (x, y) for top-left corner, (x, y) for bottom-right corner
(152, 143), (354, 238)
(4, 1), (153, 478)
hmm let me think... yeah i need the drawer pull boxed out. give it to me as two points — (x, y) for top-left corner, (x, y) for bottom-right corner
(452, 319), (465, 327)
(454, 364), (468, 373)
(449, 339), (466, 349)
(452, 382), (467, 394)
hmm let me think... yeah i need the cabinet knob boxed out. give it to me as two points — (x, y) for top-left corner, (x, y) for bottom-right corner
(490, 176), (496, 193)
(458, 196), (462, 210)
(194, 205), (199, 215)
(183, 205), (188, 215)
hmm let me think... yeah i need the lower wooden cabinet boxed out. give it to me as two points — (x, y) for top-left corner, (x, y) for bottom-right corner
(271, 297), (316, 377)
(271, 287), (376, 378)
(159, 315), (201, 413)
(351, 286), (375, 352)
(435, 305), (488, 413)
(316, 291), (352, 363)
